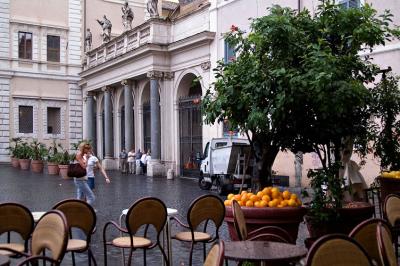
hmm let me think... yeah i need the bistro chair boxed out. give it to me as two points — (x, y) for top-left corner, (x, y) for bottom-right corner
(349, 218), (391, 266)
(383, 194), (400, 258)
(377, 221), (397, 266)
(203, 240), (224, 266)
(172, 194), (225, 266)
(0, 202), (34, 256)
(103, 197), (168, 266)
(52, 199), (97, 266)
(0, 210), (68, 266)
(305, 234), (373, 266)
(231, 200), (292, 243)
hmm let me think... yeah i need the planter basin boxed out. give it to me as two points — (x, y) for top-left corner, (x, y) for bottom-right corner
(31, 160), (44, 173)
(11, 157), (19, 168)
(59, 165), (70, 179)
(47, 162), (60, 175)
(19, 159), (31, 170)
(225, 206), (307, 244)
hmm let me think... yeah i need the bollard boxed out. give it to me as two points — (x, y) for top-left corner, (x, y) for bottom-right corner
(167, 169), (174, 180)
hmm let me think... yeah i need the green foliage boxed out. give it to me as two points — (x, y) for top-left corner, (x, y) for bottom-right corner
(30, 140), (48, 161)
(47, 140), (63, 163)
(371, 74), (400, 170)
(7, 137), (22, 158)
(17, 142), (33, 160)
(57, 150), (73, 165)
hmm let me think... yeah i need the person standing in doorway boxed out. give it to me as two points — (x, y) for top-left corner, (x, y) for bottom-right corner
(119, 148), (128, 174)
(127, 147), (136, 174)
(140, 149), (151, 174)
(86, 150), (111, 191)
(74, 142), (95, 206)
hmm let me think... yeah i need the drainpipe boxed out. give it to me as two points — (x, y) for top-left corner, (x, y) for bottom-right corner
(298, 0), (301, 12)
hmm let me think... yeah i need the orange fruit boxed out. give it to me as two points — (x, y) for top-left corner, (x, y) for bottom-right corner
(254, 201), (262, 208)
(238, 200), (244, 206)
(288, 199), (297, 207)
(234, 194), (242, 201)
(224, 200), (232, 206)
(246, 200), (254, 207)
(262, 195), (271, 202)
(227, 193), (234, 200)
(268, 199), (278, 208)
(271, 190), (280, 199)
(241, 191), (247, 195)
(282, 190), (291, 200)
(256, 191), (264, 198)
(259, 200), (268, 208)
(241, 194), (248, 202)
(271, 187), (280, 193)
(290, 194), (298, 200)
(281, 200), (288, 207)
(296, 198), (302, 206)
(250, 195), (260, 202)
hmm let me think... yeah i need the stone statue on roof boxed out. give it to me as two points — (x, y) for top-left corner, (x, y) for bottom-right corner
(147, 0), (159, 18)
(122, 0), (134, 31)
(96, 15), (112, 43)
(85, 28), (92, 52)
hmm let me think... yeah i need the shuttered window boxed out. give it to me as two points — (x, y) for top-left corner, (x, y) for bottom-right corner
(47, 35), (60, 62)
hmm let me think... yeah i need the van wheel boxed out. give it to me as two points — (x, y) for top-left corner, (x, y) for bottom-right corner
(216, 178), (227, 196)
(198, 172), (211, 190)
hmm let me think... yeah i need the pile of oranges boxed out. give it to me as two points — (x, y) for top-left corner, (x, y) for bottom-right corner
(224, 187), (302, 208)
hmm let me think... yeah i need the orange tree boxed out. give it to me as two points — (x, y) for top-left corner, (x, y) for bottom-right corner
(202, 2), (399, 189)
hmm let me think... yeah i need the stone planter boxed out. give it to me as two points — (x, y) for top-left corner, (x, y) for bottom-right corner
(224, 206), (307, 244)
(31, 160), (44, 173)
(10, 157), (19, 168)
(47, 162), (59, 175)
(378, 177), (400, 203)
(58, 164), (70, 179)
(19, 159), (31, 170)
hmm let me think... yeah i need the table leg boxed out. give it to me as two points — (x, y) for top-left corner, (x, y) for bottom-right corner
(167, 217), (173, 266)
(119, 213), (125, 266)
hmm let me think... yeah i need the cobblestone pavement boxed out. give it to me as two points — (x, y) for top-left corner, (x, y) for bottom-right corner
(0, 165), (309, 266)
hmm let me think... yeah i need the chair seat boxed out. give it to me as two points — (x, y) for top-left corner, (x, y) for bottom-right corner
(67, 239), (87, 251)
(112, 236), (152, 248)
(174, 231), (212, 242)
(0, 243), (24, 255)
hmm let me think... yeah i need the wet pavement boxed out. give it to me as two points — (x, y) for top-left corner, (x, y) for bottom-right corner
(0, 165), (309, 266)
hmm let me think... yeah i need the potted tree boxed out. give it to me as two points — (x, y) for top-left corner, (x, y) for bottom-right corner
(18, 141), (32, 170)
(58, 150), (72, 179)
(30, 140), (47, 173)
(46, 140), (63, 175)
(8, 137), (22, 168)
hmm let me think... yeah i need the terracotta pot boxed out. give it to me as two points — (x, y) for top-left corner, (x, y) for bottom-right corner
(304, 202), (374, 248)
(225, 206), (307, 244)
(47, 162), (59, 175)
(58, 164), (70, 179)
(378, 177), (400, 203)
(31, 160), (44, 173)
(19, 159), (31, 170)
(11, 157), (19, 168)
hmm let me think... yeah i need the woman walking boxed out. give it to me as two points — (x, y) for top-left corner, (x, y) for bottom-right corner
(74, 142), (95, 205)
(86, 150), (111, 191)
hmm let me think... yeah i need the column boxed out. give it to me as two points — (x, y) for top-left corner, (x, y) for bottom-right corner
(147, 71), (163, 160)
(103, 87), (113, 158)
(85, 92), (96, 148)
(123, 79), (134, 151)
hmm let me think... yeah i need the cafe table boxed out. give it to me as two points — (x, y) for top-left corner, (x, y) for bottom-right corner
(0, 254), (10, 266)
(224, 240), (307, 265)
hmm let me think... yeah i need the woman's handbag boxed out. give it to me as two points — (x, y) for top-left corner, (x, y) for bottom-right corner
(67, 163), (87, 178)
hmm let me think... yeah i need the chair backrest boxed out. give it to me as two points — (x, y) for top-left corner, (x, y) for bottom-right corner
(232, 200), (247, 240)
(0, 202), (34, 241)
(377, 222), (397, 266)
(203, 240), (224, 266)
(383, 194), (400, 226)
(31, 210), (68, 262)
(305, 234), (373, 266)
(349, 218), (390, 266)
(126, 197), (167, 235)
(53, 199), (96, 238)
(187, 195), (225, 231)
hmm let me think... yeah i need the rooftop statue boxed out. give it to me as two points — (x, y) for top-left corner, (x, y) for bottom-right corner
(147, 0), (159, 18)
(96, 15), (112, 43)
(122, 0), (134, 31)
(85, 28), (92, 52)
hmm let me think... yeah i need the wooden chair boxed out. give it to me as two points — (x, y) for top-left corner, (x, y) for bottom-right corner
(103, 197), (168, 266)
(0, 210), (69, 266)
(349, 218), (391, 266)
(0, 203), (34, 256)
(53, 199), (97, 266)
(377, 222), (397, 266)
(231, 200), (292, 243)
(383, 194), (400, 258)
(305, 234), (373, 266)
(172, 194), (225, 266)
(204, 240), (224, 266)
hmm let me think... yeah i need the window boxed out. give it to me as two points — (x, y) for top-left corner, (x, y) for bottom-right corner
(19, 106), (33, 133)
(18, 32), (32, 59)
(47, 35), (60, 62)
(339, 0), (360, 9)
(224, 40), (235, 64)
(47, 107), (61, 134)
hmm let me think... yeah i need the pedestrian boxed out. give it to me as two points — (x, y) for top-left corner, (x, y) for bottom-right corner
(127, 147), (136, 174)
(135, 149), (142, 174)
(140, 149), (151, 174)
(119, 148), (128, 174)
(86, 150), (111, 191)
(74, 142), (95, 206)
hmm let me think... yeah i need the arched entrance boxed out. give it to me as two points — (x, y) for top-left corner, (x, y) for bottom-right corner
(178, 74), (202, 177)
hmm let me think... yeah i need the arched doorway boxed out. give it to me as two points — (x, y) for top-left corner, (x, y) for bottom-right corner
(178, 74), (202, 177)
